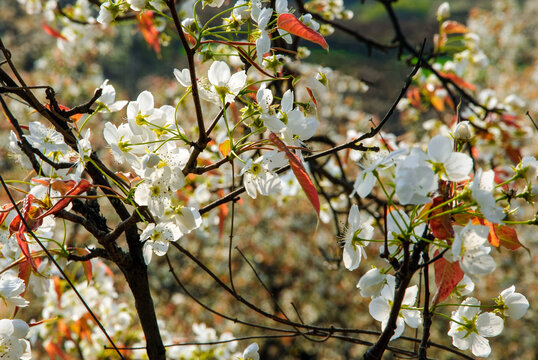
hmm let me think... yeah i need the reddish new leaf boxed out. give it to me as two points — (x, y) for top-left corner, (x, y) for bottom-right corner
(138, 11), (161, 54)
(73, 248), (93, 284)
(269, 132), (320, 216)
(438, 71), (476, 91)
(277, 13), (329, 50)
(428, 196), (454, 240)
(45, 341), (73, 360)
(305, 87), (318, 107)
(490, 224), (526, 250)
(432, 251), (464, 305)
(441, 20), (468, 34)
(42, 21), (67, 40)
(36, 179), (93, 220)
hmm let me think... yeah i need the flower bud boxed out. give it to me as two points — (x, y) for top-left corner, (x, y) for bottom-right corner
(454, 121), (472, 141)
(437, 2), (450, 21)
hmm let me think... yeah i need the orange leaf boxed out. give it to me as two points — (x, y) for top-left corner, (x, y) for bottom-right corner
(219, 139), (231, 158)
(36, 179), (93, 220)
(42, 21), (67, 40)
(269, 132), (319, 216)
(490, 224), (526, 250)
(432, 251), (464, 305)
(73, 248), (93, 284)
(428, 196), (454, 240)
(441, 20), (468, 34)
(45, 341), (73, 360)
(438, 71), (476, 91)
(277, 13), (329, 50)
(430, 96), (445, 112)
(138, 11), (161, 54)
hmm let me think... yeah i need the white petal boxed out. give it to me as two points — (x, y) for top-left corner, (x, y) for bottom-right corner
(469, 334), (491, 357)
(445, 152), (473, 181)
(369, 297), (390, 323)
(428, 135), (452, 163)
(476, 313), (503, 337)
(347, 205), (360, 229)
(208, 61), (231, 87)
(343, 244), (361, 271)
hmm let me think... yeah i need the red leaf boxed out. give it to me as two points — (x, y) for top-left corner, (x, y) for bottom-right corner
(269, 132), (320, 216)
(432, 251), (464, 305)
(428, 196), (454, 240)
(490, 224), (526, 250)
(138, 11), (161, 54)
(306, 87), (318, 107)
(438, 71), (476, 91)
(277, 13), (329, 50)
(217, 189), (228, 240)
(441, 20), (468, 34)
(36, 179), (93, 220)
(73, 249), (93, 284)
(45, 341), (73, 360)
(42, 21), (67, 40)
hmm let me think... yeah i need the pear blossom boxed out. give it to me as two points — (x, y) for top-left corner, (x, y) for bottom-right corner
(127, 0), (146, 11)
(427, 135), (473, 182)
(203, 0), (225, 8)
(453, 275), (475, 297)
(25, 121), (69, 155)
(341, 205), (374, 271)
(515, 155), (537, 184)
(240, 150), (287, 199)
(242, 343), (259, 360)
(448, 297), (503, 357)
(173, 68), (191, 87)
(395, 148), (438, 205)
(140, 222), (182, 264)
(494, 285), (529, 320)
(0, 318), (32, 360)
(280, 89), (319, 145)
(134, 168), (173, 216)
(357, 268), (387, 298)
(257, 85), (285, 132)
(351, 149), (405, 198)
(96, 79), (128, 112)
(451, 221), (496, 277)
(103, 122), (145, 164)
(206, 61), (247, 105)
(0, 274), (29, 307)
(162, 202), (202, 235)
(437, 2), (450, 21)
(368, 276), (421, 340)
(253, 7), (273, 64)
(453, 121), (472, 142)
(471, 169), (505, 223)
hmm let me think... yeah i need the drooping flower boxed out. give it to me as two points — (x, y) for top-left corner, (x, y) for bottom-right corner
(97, 79), (128, 112)
(242, 343), (260, 360)
(357, 267), (387, 298)
(448, 297), (504, 357)
(471, 169), (505, 223)
(368, 276), (421, 340)
(494, 285), (529, 320)
(451, 221), (496, 277)
(140, 222), (182, 264)
(0, 274), (29, 307)
(341, 205), (374, 271)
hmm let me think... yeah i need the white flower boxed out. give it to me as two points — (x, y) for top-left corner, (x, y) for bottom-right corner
(451, 221), (496, 277)
(395, 148), (438, 205)
(163, 203), (202, 235)
(448, 297), (503, 357)
(427, 135), (472, 182)
(25, 121), (69, 155)
(342, 205), (373, 271)
(357, 268), (386, 298)
(173, 68), (191, 87)
(140, 222), (182, 264)
(453, 275), (475, 297)
(134, 168), (173, 217)
(254, 7), (273, 64)
(437, 2), (450, 21)
(368, 276), (421, 340)
(453, 121), (472, 141)
(515, 156), (537, 184)
(351, 149), (405, 198)
(495, 285), (529, 320)
(207, 61), (247, 105)
(242, 343), (259, 360)
(0, 318), (31, 360)
(0, 274), (29, 307)
(471, 169), (505, 223)
(103, 122), (144, 164)
(240, 151), (286, 199)
(280, 90), (319, 145)
(97, 79), (128, 112)
(257, 85), (285, 132)
(203, 0), (225, 8)
(127, 0), (146, 11)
